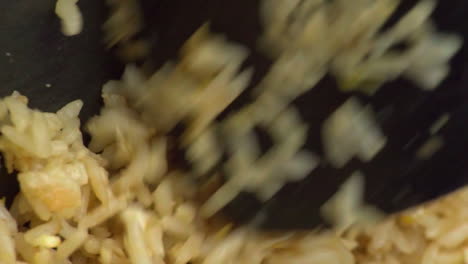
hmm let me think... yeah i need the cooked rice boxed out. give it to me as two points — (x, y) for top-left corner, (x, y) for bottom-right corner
(2, 0), (465, 263)
(55, 0), (83, 36)
(322, 98), (387, 168)
(103, 0), (143, 46)
(260, 0), (461, 93)
(416, 136), (444, 160)
(430, 114), (450, 135)
(321, 172), (385, 232)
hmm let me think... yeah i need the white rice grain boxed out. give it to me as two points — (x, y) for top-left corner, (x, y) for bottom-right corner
(56, 228), (88, 261)
(55, 0), (83, 36)
(121, 207), (152, 264)
(0, 220), (16, 264)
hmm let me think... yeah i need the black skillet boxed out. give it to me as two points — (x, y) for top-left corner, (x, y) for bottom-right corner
(0, 0), (467, 230)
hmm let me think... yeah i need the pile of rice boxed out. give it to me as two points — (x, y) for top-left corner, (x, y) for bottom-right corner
(2, 0), (463, 263)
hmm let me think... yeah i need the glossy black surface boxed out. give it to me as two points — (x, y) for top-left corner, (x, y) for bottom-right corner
(0, 0), (467, 229)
